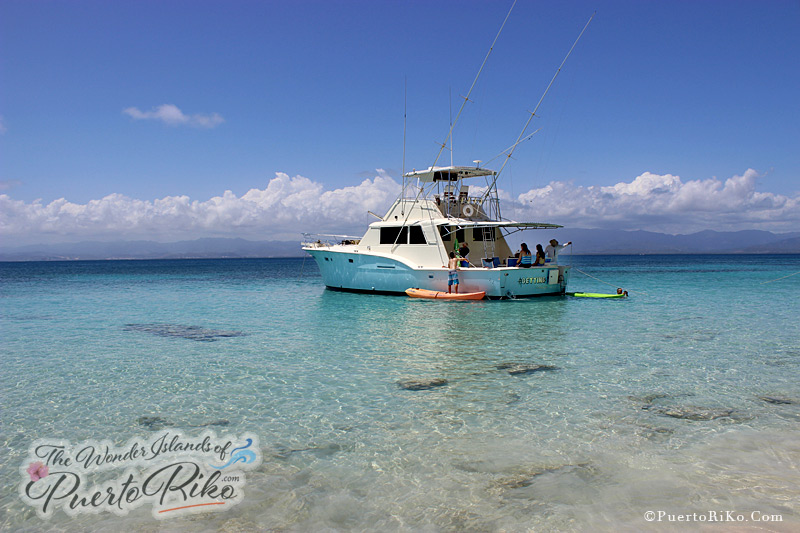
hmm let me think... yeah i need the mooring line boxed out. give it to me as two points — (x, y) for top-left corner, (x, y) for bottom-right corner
(759, 271), (800, 285)
(574, 268), (649, 296)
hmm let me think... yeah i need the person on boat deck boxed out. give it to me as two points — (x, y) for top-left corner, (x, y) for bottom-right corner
(545, 239), (572, 264)
(517, 243), (533, 268)
(446, 251), (461, 293)
(458, 242), (470, 260)
(534, 244), (546, 265)
(456, 243), (469, 268)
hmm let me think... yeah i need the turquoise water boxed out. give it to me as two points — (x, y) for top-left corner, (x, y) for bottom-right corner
(1, 255), (799, 531)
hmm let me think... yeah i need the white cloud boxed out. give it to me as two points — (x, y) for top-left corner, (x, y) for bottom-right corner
(509, 169), (799, 233)
(1, 169), (798, 247)
(0, 171), (400, 246)
(123, 104), (224, 128)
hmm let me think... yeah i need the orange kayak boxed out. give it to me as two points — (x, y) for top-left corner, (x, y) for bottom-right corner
(405, 288), (486, 300)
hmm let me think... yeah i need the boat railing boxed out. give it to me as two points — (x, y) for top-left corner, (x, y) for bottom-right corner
(301, 233), (361, 248)
(433, 194), (500, 219)
(482, 196), (501, 219)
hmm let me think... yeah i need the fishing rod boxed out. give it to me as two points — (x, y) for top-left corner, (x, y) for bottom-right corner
(478, 11), (596, 207)
(428, 0), (517, 172)
(392, 0), (518, 253)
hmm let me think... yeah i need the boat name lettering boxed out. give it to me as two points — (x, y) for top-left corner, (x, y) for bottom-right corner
(517, 277), (547, 285)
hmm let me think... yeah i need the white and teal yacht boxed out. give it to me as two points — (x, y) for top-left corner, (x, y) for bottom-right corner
(302, 165), (570, 299)
(301, 6), (592, 299)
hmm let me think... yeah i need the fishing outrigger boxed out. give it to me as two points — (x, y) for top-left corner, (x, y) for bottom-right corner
(302, 4), (594, 299)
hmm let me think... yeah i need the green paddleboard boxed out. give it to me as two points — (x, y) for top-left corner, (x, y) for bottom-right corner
(567, 292), (627, 298)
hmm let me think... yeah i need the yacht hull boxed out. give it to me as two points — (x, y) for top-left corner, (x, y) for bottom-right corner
(305, 249), (569, 299)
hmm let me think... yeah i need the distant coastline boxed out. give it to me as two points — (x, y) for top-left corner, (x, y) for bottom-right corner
(2, 229), (799, 262)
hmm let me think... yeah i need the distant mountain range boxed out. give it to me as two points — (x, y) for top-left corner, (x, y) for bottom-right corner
(1, 230), (798, 261)
(0, 238), (303, 261)
(552, 229), (800, 255)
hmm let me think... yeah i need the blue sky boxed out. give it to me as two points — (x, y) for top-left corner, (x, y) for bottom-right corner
(1, 0), (799, 245)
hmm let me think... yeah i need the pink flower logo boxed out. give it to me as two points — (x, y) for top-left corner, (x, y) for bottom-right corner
(27, 462), (49, 482)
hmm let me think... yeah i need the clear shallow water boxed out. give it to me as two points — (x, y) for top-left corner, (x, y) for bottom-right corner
(1, 255), (799, 531)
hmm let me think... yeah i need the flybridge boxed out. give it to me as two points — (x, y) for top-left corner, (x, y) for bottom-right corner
(404, 166), (496, 183)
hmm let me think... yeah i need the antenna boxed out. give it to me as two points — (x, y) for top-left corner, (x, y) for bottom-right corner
(449, 87), (454, 167)
(402, 76), (407, 199)
(479, 11), (595, 205)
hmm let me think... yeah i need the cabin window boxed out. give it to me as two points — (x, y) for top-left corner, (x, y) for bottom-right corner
(455, 228), (465, 242)
(438, 225), (451, 241)
(473, 227), (495, 241)
(409, 226), (427, 244)
(380, 226), (408, 245)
